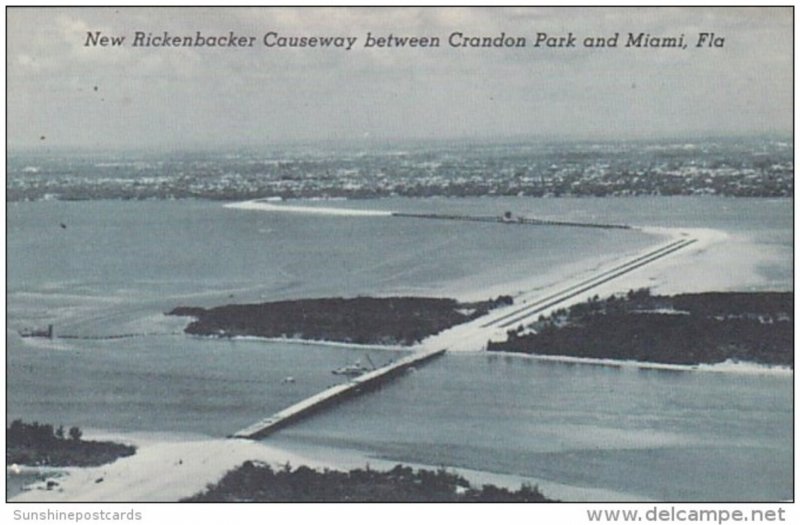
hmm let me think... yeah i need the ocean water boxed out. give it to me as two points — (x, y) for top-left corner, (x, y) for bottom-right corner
(6, 196), (793, 502)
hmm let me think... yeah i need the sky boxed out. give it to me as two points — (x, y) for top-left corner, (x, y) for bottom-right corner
(6, 6), (794, 150)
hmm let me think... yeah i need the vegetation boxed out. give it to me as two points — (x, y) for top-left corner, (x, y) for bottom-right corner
(7, 420), (136, 467)
(183, 461), (553, 502)
(169, 295), (513, 346)
(489, 290), (793, 367)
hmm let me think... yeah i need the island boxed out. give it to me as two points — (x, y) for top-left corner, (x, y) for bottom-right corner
(488, 290), (793, 368)
(168, 295), (513, 346)
(7, 420), (136, 468)
(182, 461), (553, 502)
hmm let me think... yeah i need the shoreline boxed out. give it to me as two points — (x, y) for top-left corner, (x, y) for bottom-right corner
(8, 429), (644, 503)
(9, 430), (309, 503)
(485, 352), (793, 376)
(207, 334), (412, 352)
(238, 336), (410, 352)
(194, 332), (793, 376)
(224, 200), (393, 217)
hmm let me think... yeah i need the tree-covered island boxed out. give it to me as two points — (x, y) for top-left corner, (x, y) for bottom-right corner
(489, 290), (792, 367)
(7, 420), (136, 467)
(168, 295), (513, 345)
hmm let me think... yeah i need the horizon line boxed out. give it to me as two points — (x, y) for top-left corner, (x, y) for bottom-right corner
(7, 132), (793, 156)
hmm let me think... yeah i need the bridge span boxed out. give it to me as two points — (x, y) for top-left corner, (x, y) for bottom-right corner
(232, 348), (446, 439)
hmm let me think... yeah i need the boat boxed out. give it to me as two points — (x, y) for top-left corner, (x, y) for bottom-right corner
(332, 357), (376, 377)
(19, 324), (54, 339)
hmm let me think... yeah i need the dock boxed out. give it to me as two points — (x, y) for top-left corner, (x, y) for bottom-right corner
(232, 348), (446, 440)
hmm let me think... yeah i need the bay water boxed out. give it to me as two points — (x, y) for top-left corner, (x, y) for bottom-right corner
(6, 197), (792, 501)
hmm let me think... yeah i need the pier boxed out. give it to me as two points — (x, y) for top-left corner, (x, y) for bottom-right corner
(392, 211), (631, 229)
(232, 348), (446, 440)
(232, 200), (631, 229)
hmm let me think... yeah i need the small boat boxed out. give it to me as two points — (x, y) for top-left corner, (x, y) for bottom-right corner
(19, 325), (54, 339)
(332, 359), (373, 377)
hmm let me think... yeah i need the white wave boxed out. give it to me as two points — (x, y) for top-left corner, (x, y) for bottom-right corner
(225, 200), (393, 217)
(695, 359), (793, 376)
(487, 352), (793, 376)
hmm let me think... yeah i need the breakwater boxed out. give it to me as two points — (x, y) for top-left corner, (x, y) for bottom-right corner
(392, 212), (631, 229)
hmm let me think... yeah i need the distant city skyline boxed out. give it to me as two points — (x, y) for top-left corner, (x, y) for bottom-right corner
(7, 6), (793, 150)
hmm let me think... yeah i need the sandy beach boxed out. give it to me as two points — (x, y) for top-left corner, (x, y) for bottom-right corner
(9, 428), (647, 503)
(225, 200), (393, 217)
(10, 431), (316, 502)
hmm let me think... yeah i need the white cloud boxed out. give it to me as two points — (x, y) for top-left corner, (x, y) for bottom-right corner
(6, 6), (793, 149)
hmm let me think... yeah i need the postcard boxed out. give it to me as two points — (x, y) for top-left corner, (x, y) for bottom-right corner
(5, 5), (793, 517)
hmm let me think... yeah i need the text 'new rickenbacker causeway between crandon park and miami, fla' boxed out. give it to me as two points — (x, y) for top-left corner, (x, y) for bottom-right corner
(84, 30), (726, 50)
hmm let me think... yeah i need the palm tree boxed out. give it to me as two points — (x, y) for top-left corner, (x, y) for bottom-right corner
(68, 426), (83, 442)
